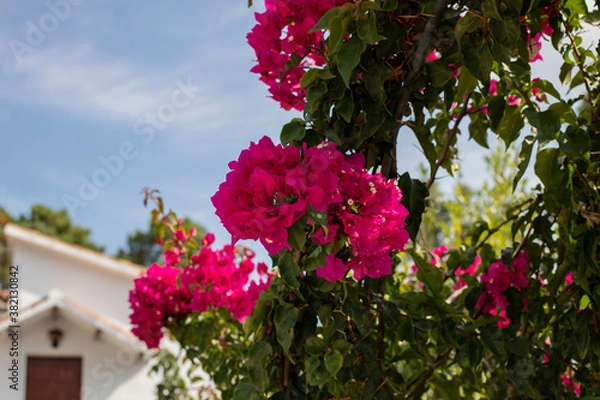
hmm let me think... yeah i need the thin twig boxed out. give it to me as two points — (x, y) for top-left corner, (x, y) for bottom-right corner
(382, 0), (450, 179)
(405, 348), (453, 398)
(427, 92), (472, 189)
(475, 198), (534, 251)
(562, 20), (600, 121)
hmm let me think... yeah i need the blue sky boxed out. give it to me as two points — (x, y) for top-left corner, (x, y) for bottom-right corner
(0, 0), (574, 260)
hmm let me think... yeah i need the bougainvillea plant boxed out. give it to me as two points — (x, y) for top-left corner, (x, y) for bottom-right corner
(130, 0), (600, 398)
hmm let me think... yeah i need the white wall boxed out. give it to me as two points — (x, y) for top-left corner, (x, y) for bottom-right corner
(10, 240), (138, 326)
(0, 311), (158, 400)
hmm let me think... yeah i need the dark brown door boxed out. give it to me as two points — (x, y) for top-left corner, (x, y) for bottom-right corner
(26, 357), (82, 400)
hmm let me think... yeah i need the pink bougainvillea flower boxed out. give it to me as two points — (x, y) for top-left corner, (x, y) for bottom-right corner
(531, 78), (547, 102)
(489, 308), (510, 329)
(426, 49), (441, 63)
(454, 253), (481, 290)
(507, 94), (522, 107)
(129, 264), (191, 348)
(213, 136), (410, 281)
(561, 372), (582, 397)
(527, 32), (543, 62)
(489, 79), (498, 96)
(164, 249), (180, 266)
(476, 252), (529, 329)
(247, 0), (347, 110)
(541, 17), (554, 37)
(130, 236), (273, 348)
(316, 254), (349, 282)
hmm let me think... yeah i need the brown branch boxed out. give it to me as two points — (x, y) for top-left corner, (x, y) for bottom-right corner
(475, 198), (534, 251)
(562, 20), (600, 121)
(382, 0), (450, 179)
(405, 348), (453, 398)
(426, 92), (472, 190)
(376, 278), (385, 365)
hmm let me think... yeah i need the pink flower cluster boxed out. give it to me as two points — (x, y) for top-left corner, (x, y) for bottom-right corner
(525, 5), (555, 63)
(211, 136), (410, 281)
(317, 165), (410, 281)
(561, 371), (582, 397)
(409, 245), (479, 290)
(129, 235), (271, 348)
(247, 0), (347, 110)
(476, 252), (529, 329)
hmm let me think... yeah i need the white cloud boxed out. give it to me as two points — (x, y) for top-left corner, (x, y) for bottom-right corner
(0, 43), (212, 126)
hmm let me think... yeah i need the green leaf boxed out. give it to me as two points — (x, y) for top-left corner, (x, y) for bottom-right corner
(331, 339), (352, 354)
(410, 249), (444, 296)
(480, 328), (503, 356)
(487, 96), (506, 130)
(324, 350), (344, 376)
(461, 34), (493, 82)
(455, 67), (477, 103)
(357, 12), (386, 44)
(481, 0), (502, 19)
(305, 336), (326, 355)
(534, 148), (560, 187)
(336, 35), (367, 88)
(306, 356), (329, 387)
(328, 15), (353, 55)
(455, 13), (484, 47)
(382, 0), (398, 10)
(280, 118), (306, 145)
(287, 219), (307, 251)
(508, 337), (529, 358)
(306, 81), (328, 108)
(427, 61), (454, 88)
(274, 303), (299, 357)
(534, 147), (573, 207)
(513, 135), (535, 191)
(497, 106), (524, 147)
(279, 252), (301, 290)
(307, 206), (329, 236)
(564, 0), (588, 16)
(398, 173), (428, 242)
(232, 380), (260, 400)
(490, 18), (519, 47)
(311, 7), (342, 33)
(558, 126), (590, 160)
(468, 111), (490, 148)
(336, 90), (355, 122)
(531, 79), (561, 100)
(300, 68), (320, 88)
(364, 63), (390, 105)
(523, 108), (560, 144)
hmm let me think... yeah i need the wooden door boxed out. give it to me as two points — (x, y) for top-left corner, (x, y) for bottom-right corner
(26, 357), (82, 400)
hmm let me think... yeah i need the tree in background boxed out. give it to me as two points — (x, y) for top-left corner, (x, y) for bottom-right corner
(116, 217), (206, 267)
(0, 204), (105, 285)
(419, 142), (531, 252)
(14, 204), (105, 252)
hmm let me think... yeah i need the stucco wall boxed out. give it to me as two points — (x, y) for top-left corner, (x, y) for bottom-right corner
(9, 239), (138, 326)
(0, 311), (158, 400)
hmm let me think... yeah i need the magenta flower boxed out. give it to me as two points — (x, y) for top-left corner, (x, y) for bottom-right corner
(527, 32), (543, 62)
(489, 79), (498, 96)
(316, 254), (349, 282)
(561, 372), (582, 397)
(426, 49), (441, 63)
(130, 235), (273, 348)
(247, 0), (347, 110)
(476, 252), (529, 329)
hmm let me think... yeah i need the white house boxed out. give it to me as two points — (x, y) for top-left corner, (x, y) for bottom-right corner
(0, 223), (160, 400)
